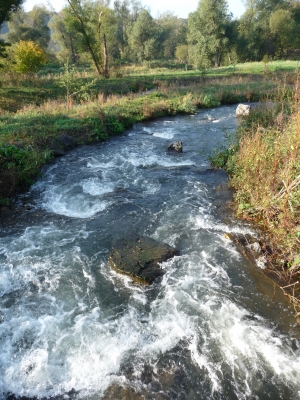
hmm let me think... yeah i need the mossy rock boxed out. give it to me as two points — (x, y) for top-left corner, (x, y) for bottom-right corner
(109, 235), (179, 284)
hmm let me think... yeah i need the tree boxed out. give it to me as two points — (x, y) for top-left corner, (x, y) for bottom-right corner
(157, 12), (187, 59)
(50, 9), (80, 63)
(0, 0), (23, 27)
(188, 0), (232, 68)
(175, 44), (189, 70)
(0, 0), (24, 63)
(128, 9), (158, 62)
(65, 0), (115, 78)
(7, 6), (51, 51)
(13, 40), (46, 73)
(236, 0), (289, 61)
(58, 60), (97, 109)
(270, 9), (297, 58)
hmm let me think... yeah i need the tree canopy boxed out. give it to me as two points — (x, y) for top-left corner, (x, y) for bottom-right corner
(188, 0), (232, 68)
(0, 0), (23, 27)
(2, 0), (300, 73)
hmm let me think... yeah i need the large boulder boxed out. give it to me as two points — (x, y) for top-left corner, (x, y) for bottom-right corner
(236, 104), (251, 117)
(167, 141), (183, 153)
(109, 235), (179, 284)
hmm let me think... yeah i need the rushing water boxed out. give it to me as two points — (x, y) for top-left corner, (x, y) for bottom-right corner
(0, 105), (300, 400)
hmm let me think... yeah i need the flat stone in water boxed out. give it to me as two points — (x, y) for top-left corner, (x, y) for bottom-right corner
(108, 235), (179, 284)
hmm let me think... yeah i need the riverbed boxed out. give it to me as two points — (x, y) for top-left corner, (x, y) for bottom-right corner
(0, 105), (299, 399)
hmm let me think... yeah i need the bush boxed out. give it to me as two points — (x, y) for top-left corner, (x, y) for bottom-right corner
(200, 94), (220, 108)
(14, 40), (46, 73)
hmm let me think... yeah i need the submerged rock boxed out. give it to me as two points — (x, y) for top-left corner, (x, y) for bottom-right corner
(109, 235), (179, 284)
(50, 135), (78, 157)
(225, 233), (267, 269)
(167, 141), (183, 153)
(236, 104), (251, 117)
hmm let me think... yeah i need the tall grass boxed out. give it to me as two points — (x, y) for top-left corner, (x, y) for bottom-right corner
(211, 75), (300, 315)
(0, 61), (298, 205)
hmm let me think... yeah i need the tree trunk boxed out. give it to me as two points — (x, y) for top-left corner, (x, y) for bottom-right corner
(69, 34), (77, 64)
(67, 0), (102, 76)
(103, 33), (109, 79)
(215, 52), (220, 68)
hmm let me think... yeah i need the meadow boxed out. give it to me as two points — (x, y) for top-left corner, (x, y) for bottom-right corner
(1, 60), (296, 198)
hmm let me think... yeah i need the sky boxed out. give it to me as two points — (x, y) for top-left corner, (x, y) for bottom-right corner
(23, 0), (246, 19)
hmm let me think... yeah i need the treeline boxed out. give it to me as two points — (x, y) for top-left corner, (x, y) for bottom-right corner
(1, 0), (300, 76)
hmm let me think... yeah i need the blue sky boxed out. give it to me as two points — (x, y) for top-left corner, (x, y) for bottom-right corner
(24, 0), (245, 18)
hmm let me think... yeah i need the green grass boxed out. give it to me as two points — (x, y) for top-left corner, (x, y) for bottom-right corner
(210, 75), (300, 313)
(0, 60), (298, 199)
(1, 60), (298, 112)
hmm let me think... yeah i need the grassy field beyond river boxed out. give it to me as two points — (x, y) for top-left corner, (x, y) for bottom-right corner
(1, 60), (297, 202)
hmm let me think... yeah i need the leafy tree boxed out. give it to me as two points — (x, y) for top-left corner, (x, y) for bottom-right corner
(13, 40), (46, 73)
(175, 44), (189, 70)
(156, 13), (187, 59)
(65, 0), (117, 78)
(50, 9), (80, 63)
(0, 0), (23, 64)
(188, 0), (232, 68)
(236, 0), (289, 61)
(7, 6), (51, 50)
(128, 9), (158, 62)
(58, 60), (97, 109)
(0, 0), (23, 26)
(269, 8), (297, 58)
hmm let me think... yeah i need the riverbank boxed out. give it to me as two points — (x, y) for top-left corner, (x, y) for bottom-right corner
(211, 74), (300, 316)
(1, 63), (300, 316)
(0, 62), (293, 204)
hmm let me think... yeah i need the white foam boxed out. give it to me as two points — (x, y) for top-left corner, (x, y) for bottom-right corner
(192, 214), (255, 236)
(81, 178), (115, 196)
(142, 127), (152, 134)
(153, 129), (175, 139)
(2, 107), (300, 399)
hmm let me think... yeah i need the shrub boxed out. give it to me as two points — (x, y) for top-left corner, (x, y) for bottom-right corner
(14, 40), (46, 73)
(200, 94), (220, 108)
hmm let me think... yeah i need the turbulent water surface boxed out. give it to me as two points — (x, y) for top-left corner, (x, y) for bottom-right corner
(0, 105), (300, 400)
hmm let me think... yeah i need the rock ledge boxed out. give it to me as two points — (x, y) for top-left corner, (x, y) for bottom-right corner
(109, 235), (179, 284)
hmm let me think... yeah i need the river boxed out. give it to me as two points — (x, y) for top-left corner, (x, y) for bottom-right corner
(0, 105), (299, 399)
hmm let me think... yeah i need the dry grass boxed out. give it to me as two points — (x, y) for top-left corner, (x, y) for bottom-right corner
(224, 77), (300, 313)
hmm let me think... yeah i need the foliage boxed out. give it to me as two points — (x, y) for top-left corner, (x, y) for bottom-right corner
(7, 6), (51, 51)
(58, 60), (97, 108)
(156, 12), (187, 59)
(0, 0), (23, 26)
(214, 74), (300, 285)
(13, 40), (46, 73)
(64, 0), (116, 78)
(236, 0), (300, 62)
(188, 0), (231, 68)
(269, 8), (298, 58)
(200, 93), (221, 108)
(0, 0), (23, 62)
(0, 144), (52, 196)
(175, 45), (189, 71)
(128, 9), (158, 62)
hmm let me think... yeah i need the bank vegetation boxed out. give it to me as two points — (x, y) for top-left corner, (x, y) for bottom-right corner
(211, 72), (300, 316)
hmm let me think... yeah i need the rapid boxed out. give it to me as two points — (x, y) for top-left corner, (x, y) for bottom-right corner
(0, 105), (299, 400)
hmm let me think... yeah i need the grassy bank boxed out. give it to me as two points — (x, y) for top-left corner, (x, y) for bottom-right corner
(0, 61), (298, 204)
(211, 74), (300, 315)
